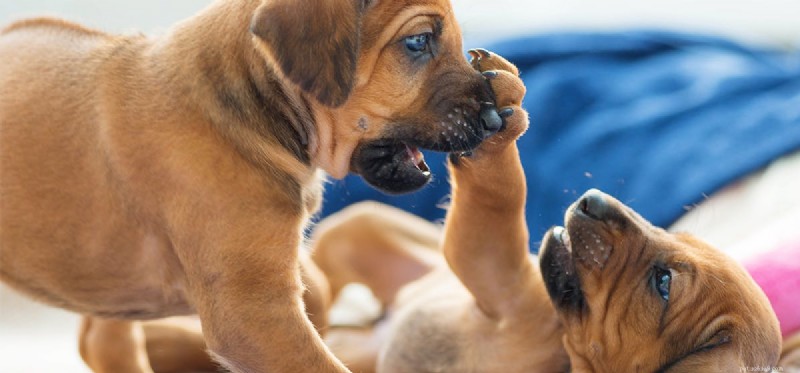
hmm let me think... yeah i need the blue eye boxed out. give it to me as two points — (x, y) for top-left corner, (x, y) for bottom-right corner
(404, 33), (431, 53)
(653, 267), (672, 301)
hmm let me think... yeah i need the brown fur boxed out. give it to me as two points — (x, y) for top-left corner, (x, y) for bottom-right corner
(539, 191), (784, 372)
(0, 0), (495, 372)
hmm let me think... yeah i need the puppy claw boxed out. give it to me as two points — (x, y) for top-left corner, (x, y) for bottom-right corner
(482, 71), (498, 79)
(472, 48), (492, 59)
(468, 49), (520, 77)
(468, 48), (495, 71)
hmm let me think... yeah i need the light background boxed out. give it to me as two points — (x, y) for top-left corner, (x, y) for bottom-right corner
(2, 1), (800, 372)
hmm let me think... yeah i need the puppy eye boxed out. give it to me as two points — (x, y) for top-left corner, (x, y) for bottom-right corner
(651, 267), (671, 301)
(404, 33), (432, 53)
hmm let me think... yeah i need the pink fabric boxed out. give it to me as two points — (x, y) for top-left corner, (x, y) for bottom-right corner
(745, 242), (800, 337)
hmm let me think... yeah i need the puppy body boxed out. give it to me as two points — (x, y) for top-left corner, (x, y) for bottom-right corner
(0, 0), (500, 372)
(0, 1), (315, 319)
(317, 195), (785, 373)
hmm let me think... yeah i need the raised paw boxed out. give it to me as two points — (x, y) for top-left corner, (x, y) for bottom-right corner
(451, 50), (528, 157)
(483, 69), (526, 109)
(479, 59), (528, 146)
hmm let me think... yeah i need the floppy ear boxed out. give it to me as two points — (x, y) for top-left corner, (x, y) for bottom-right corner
(251, 0), (365, 107)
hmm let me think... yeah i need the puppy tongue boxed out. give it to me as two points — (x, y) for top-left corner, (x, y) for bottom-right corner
(405, 145), (430, 175)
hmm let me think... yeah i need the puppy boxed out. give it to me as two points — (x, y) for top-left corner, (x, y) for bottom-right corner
(313, 56), (783, 372)
(317, 196), (785, 372)
(0, 0), (505, 372)
(540, 190), (783, 372)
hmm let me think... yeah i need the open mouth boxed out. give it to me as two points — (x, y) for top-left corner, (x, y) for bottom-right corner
(351, 140), (433, 195)
(540, 225), (585, 311)
(404, 144), (431, 175)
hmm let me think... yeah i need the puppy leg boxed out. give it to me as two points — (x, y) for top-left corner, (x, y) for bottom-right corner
(171, 214), (349, 373)
(79, 316), (154, 373)
(444, 50), (538, 319)
(138, 259), (330, 373)
(311, 202), (442, 373)
(300, 251), (333, 333)
(323, 323), (393, 373)
(142, 317), (218, 373)
(311, 201), (442, 306)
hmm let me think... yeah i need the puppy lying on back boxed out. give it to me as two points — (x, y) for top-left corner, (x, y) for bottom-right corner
(312, 51), (784, 372)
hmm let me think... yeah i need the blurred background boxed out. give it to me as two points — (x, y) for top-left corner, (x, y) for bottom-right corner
(2, 1), (800, 372)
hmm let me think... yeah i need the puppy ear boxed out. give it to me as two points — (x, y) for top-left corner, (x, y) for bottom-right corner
(251, 0), (365, 107)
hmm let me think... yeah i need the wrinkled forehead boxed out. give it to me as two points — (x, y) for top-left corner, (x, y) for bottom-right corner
(362, 0), (458, 45)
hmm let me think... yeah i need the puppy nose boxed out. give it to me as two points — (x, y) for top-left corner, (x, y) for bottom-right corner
(578, 189), (610, 220)
(479, 103), (503, 137)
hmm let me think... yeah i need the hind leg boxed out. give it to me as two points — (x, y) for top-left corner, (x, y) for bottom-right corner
(81, 251), (331, 373)
(79, 317), (154, 373)
(311, 202), (444, 372)
(311, 201), (442, 306)
(141, 317), (218, 373)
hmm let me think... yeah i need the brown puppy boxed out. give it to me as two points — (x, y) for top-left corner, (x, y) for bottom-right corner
(315, 198), (785, 372)
(540, 190), (783, 372)
(314, 50), (570, 373)
(0, 0), (504, 372)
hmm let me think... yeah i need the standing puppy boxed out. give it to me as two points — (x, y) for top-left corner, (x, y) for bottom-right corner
(0, 0), (503, 372)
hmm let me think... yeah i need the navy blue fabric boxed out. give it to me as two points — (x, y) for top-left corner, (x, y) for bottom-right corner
(318, 31), (800, 250)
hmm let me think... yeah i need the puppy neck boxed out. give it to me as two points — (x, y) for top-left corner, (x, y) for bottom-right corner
(151, 0), (318, 179)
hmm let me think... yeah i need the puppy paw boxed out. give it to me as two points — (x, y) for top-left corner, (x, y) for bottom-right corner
(463, 49), (528, 153)
(468, 48), (520, 77)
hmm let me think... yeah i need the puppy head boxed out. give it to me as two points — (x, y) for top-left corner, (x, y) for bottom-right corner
(251, 0), (499, 194)
(539, 189), (782, 372)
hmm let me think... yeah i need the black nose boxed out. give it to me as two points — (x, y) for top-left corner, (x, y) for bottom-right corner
(578, 189), (610, 220)
(479, 103), (503, 138)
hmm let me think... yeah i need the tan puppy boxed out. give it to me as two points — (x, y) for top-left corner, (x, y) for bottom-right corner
(315, 197), (786, 372)
(539, 190), (783, 372)
(0, 0), (506, 372)
(314, 50), (570, 373)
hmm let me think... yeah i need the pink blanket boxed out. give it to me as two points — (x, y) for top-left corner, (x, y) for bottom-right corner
(746, 242), (800, 337)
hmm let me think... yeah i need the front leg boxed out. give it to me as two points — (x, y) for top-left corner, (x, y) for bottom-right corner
(443, 50), (541, 319)
(170, 205), (349, 373)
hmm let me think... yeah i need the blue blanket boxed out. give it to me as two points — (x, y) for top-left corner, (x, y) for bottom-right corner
(319, 31), (800, 250)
